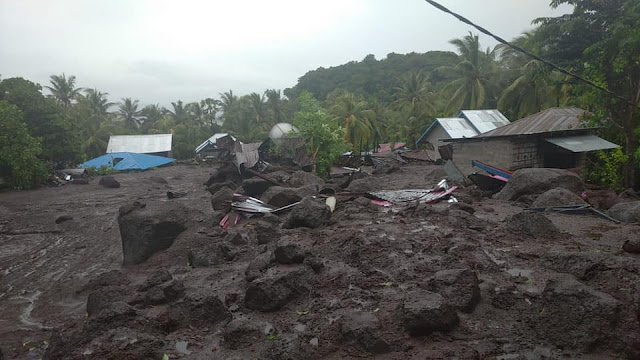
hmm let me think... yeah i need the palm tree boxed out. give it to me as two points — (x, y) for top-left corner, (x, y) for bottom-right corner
(265, 89), (285, 123)
(140, 104), (164, 133)
(498, 60), (563, 119)
(219, 90), (238, 113)
(83, 88), (114, 115)
(393, 71), (437, 113)
(117, 98), (141, 129)
(249, 92), (267, 123)
(45, 73), (82, 106)
(438, 32), (498, 113)
(329, 93), (376, 149)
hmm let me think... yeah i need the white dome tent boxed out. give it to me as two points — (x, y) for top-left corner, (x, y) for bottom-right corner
(268, 123), (298, 139)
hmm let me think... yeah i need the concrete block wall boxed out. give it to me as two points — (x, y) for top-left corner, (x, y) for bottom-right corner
(511, 139), (541, 170)
(451, 139), (515, 176)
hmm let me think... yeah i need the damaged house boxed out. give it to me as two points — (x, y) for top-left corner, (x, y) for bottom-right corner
(415, 109), (511, 160)
(107, 134), (173, 157)
(443, 107), (619, 176)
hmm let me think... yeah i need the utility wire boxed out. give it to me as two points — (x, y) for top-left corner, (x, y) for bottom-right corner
(423, 0), (639, 109)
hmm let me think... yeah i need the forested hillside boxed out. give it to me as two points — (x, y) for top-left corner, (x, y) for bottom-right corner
(284, 51), (458, 102)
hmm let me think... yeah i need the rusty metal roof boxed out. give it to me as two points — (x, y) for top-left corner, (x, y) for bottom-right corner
(476, 107), (587, 138)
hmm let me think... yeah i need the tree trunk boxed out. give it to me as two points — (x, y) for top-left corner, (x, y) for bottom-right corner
(623, 129), (637, 189)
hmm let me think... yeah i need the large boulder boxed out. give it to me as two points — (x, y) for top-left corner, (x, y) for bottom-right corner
(623, 238), (640, 254)
(531, 187), (587, 208)
(495, 168), (584, 201)
(261, 185), (317, 208)
(241, 178), (272, 197)
(346, 177), (379, 193)
(530, 274), (621, 351)
(289, 171), (325, 188)
(188, 242), (237, 267)
(401, 290), (459, 336)
(426, 268), (480, 313)
(282, 197), (331, 229)
(503, 212), (560, 238)
(118, 202), (188, 265)
(244, 265), (312, 312)
(211, 187), (235, 211)
(98, 176), (120, 188)
(86, 286), (131, 316)
(608, 201), (640, 223)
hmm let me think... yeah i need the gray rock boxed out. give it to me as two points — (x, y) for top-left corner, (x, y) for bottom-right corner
(289, 171), (325, 188)
(211, 187), (235, 211)
(426, 268), (480, 313)
(55, 214), (73, 224)
(530, 273), (621, 350)
(98, 176), (120, 188)
(503, 212), (560, 238)
(401, 290), (459, 336)
(283, 197), (331, 229)
(242, 178), (272, 197)
(138, 269), (172, 291)
(149, 176), (168, 184)
(346, 177), (379, 193)
(372, 162), (399, 175)
(169, 292), (231, 329)
(245, 251), (274, 282)
(225, 231), (249, 246)
(118, 202), (187, 265)
(80, 270), (130, 292)
(261, 185), (317, 208)
(304, 256), (325, 273)
(495, 168), (584, 201)
(623, 239), (640, 254)
(532, 187), (587, 208)
(608, 201), (640, 223)
(340, 311), (391, 354)
(255, 221), (280, 245)
(274, 244), (306, 264)
(189, 242), (237, 267)
(245, 266), (312, 312)
(86, 286), (130, 316)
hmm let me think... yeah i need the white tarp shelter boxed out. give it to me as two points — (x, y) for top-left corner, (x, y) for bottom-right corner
(107, 134), (173, 154)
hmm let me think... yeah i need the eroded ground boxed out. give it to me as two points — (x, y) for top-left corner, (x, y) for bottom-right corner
(1, 162), (639, 359)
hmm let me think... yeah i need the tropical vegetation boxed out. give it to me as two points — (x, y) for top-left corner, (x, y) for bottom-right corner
(0, 0), (638, 190)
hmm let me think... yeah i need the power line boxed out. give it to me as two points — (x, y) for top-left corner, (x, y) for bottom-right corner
(422, 0), (639, 109)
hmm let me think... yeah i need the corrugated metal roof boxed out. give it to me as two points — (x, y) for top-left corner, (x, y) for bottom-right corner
(107, 134), (172, 154)
(545, 135), (619, 152)
(195, 133), (235, 153)
(458, 110), (511, 134)
(477, 107), (587, 138)
(437, 118), (480, 139)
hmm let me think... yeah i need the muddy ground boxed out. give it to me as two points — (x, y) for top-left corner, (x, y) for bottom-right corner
(0, 162), (639, 359)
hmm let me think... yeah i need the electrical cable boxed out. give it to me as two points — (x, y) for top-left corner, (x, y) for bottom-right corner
(423, 0), (639, 109)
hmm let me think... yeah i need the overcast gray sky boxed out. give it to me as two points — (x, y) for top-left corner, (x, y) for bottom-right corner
(0, 0), (572, 106)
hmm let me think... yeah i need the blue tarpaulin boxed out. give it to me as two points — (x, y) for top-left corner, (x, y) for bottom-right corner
(79, 152), (175, 171)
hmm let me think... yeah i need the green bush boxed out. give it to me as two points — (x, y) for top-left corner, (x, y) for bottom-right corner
(584, 148), (627, 192)
(0, 101), (47, 189)
(293, 92), (350, 176)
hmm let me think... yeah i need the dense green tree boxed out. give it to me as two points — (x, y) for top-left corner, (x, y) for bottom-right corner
(140, 104), (164, 133)
(45, 73), (82, 107)
(536, 0), (640, 187)
(0, 101), (47, 189)
(117, 98), (141, 129)
(265, 89), (286, 123)
(0, 77), (81, 166)
(82, 88), (114, 115)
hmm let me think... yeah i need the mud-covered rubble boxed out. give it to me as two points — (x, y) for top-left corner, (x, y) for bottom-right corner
(4, 162), (640, 359)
